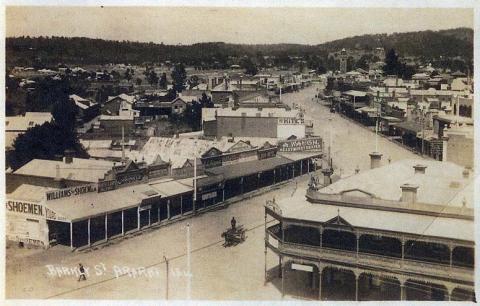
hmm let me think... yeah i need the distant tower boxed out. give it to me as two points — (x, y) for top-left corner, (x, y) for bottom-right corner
(339, 48), (348, 74)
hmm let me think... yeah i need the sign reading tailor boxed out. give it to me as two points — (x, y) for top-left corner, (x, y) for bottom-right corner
(278, 137), (323, 152)
(6, 200), (43, 216)
(46, 184), (97, 201)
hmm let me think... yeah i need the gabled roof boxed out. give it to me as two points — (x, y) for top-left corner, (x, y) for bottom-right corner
(106, 94), (135, 104)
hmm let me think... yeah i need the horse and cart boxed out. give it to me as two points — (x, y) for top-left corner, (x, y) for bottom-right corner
(221, 217), (246, 247)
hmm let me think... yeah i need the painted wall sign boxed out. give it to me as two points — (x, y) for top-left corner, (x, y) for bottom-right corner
(278, 137), (323, 152)
(278, 117), (304, 125)
(6, 200), (43, 216)
(46, 184), (98, 201)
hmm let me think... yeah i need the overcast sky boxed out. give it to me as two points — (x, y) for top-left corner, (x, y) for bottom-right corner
(6, 6), (474, 45)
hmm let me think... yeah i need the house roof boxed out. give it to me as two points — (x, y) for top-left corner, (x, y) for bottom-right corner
(5, 112), (53, 132)
(70, 94), (97, 109)
(106, 94), (135, 104)
(277, 193), (473, 242)
(14, 158), (114, 182)
(320, 159), (473, 208)
(7, 184), (54, 202)
(126, 137), (249, 169)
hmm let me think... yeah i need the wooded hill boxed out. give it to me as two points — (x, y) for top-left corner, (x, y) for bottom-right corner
(6, 27), (473, 69)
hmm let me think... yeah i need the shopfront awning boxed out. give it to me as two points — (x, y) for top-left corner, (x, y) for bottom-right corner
(205, 156), (292, 180)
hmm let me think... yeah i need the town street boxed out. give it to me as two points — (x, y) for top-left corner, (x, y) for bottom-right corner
(6, 85), (422, 300)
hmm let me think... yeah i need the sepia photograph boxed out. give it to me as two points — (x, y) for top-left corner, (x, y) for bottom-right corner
(2, 2), (477, 304)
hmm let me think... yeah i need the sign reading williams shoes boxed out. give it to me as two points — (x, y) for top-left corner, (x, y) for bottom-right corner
(277, 137), (323, 152)
(46, 184), (98, 201)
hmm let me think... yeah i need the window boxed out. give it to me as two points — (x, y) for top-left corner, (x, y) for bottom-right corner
(28, 121), (34, 126)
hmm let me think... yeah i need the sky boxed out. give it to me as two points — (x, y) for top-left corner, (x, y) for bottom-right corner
(5, 6), (474, 45)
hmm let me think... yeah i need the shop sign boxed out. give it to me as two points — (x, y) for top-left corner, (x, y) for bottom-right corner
(116, 172), (144, 186)
(201, 191), (217, 201)
(291, 263), (313, 272)
(278, 137), (322, 152)
(45, 207), (68, 222)
(6, 200), (43, 216)
(98, 180), (117, 193)
(278, 117), (304, 125)
(46, 184), (97, 201)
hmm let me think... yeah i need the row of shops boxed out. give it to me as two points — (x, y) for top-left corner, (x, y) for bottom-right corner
(6, 152), (320, 249)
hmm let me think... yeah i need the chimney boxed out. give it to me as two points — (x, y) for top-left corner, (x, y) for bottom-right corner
(413, 164), (427, 175)
(321, 168), (333, 186)
(369, 152), (382, 169)
(55, 164), (61, 181)
(400, 183), (419, 204)
(64, 149), (74, 164)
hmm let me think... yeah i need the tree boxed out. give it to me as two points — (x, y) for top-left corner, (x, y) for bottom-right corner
(199, 93), (214, 108)
(188, 75), (200, 89)
(384, 48), (401, 76)
(355, 55), (371, 70)
(159, 73), (168, 89)
(240, 57), (258, 76)
(171, 63), (187, 93)
(124, 68), (133, 83)
(147, 70), (159, 86)
(10, 99), (87, 170)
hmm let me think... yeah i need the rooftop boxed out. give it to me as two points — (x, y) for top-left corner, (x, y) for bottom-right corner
(319, 159), (474, 209)
(13, 158), (114, 182)
(276, 192), (474, 242)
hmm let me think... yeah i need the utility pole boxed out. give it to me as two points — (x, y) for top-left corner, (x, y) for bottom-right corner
(121, 125), (125, 162)
(186, 223), (191, 300)
(163, 254), (169, 300)
(193, 144), (197, 214)
(421, 111), (425, 156)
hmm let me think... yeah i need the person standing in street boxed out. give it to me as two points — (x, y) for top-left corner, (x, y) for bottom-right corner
(78, 263), (87, 281)
(231, 217), (236, 230)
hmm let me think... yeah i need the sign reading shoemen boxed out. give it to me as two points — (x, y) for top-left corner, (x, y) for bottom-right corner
(46, 184), (98, 201)
(277, 137), (322, 152)
(6, 200), (44, 216)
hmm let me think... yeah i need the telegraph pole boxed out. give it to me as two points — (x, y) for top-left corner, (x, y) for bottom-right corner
(186, 223), (192, 300)
(163, 254), (169, 300)
(193, 142), (197, 214)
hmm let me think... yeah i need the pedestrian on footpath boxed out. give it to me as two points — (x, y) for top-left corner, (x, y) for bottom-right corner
(78, 263), (87, 281)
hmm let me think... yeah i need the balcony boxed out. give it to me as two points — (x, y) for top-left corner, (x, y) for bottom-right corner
(265, 225), (474, 284)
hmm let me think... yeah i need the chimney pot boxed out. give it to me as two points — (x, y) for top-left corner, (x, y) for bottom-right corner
(413, 164), (427, 174)
(400, 183), (419, 204)
(64, 149), (74, 164)
(369, 152), (382, 169)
